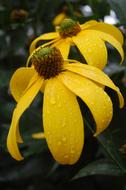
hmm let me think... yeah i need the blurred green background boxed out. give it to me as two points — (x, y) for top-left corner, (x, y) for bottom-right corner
(0, 0), (126, 189)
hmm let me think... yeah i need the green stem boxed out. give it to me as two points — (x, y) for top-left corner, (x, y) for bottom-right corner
(85, 119), (126, 174)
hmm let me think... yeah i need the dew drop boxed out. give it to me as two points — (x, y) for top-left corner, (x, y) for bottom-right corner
(62, 137), (67, 142)
(90, 101), (94, 105)
(70, 148), (75, 154)
(101, 119), (105, 124)
(77, 151), (80, 156)
(62, 119), (66, 127)
(50, 95), (56, 104)
(64, 154), (69, 159)
(74, 118), (78, 123)
(57, 141), (62, 146)
(99, 44), (103, 48)
(47, 110), (50, 114)
(58, 103), (62, 108)
(85, 38), (89, 42)
(87, 48), (92, 53)
(28, 96), (32, 99)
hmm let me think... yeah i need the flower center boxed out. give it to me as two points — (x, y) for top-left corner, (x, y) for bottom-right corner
(59, 18), (81, 38)
(31, 47), (63, 79)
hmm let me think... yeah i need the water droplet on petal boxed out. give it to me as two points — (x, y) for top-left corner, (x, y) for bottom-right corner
(85, 38), (89, 42)
(50, 95), (56, 104)
(90, 101), (94, 106)
(70, 148), (75, 154)
(64, 154), (69, 159)
(101, 119), (106, 124)
(87, 48), (92, 53)
(47, 132), (50, 135)
(57, 141), (61, 146)
(62, 119), (66, 127)
(58, 103), (62, 108)
(47, 110), (50, 114)
(77, 151), (80, 156)
(62, 137), (67, 142)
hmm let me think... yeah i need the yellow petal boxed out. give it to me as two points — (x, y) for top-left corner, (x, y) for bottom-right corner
(7, 76), (43, 160)
(52, 38), (70, 59)
(80, 20), (98, 30)
(32, 132), (45, 139)
(88, 22), (124, 45)
(43, 78), (84, 165)
(29, 32), (60, 54)
(72, 32), (107, 69)
(16, 124), (23, 143)
(59, 72), (113, 135)
(89, 29), (124, 62)
(10, 67), (35, 102)
(64, 63), (124, 108)
(52, 13), (66, 26)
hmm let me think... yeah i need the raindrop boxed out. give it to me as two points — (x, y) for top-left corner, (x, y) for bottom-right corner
(99, 44), (103, 48)
(77, 151), (80, 156)
(74, 118), (78, 123)
(62, 137), (67, 142)
(87, 48), (92, 53)
(57, 141), (61, 146)
(64, 154), (69, 159)
(58, 103), (62, 108)
(70, 148), (75, 154)
(101, 119), (105, 124)
(50, 95), (56, 104)
(28, 96), (32, 99)
(62, 119), (66, 127)
(47, 132), (50, 135)
(85, 38), (89, 42)
(90, 101), (94, 105)
(47, 110), (50, 114)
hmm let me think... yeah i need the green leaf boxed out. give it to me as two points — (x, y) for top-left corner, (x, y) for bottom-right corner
(85, 119), (126, 174)
(72, 159), (123, 180)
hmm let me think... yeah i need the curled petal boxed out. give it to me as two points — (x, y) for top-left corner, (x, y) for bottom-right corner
(7, 75), (43, 160)
(73, 32), (107, 69)
(89, 30), (124, 63)
(52, 13), (66, 26)
(80, 20), (98, 30)
(88, 22), (124, 45)
(64, 63), (124, 108)
(59, 72), (113, 136)
(16, 124), (23, 143)
(30, 32), (60, 54)
(10, 67), (35, 102)
(43, 78), (84, 165)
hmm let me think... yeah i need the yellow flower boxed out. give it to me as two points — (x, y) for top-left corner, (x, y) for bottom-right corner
(29, 19), (124, 70)
(7, 47), (124, 165)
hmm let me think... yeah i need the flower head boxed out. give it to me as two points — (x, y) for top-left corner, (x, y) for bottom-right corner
(29, 18), (124, 70)
(10, 9), (29, 22)
(7, 47), (124, 165)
